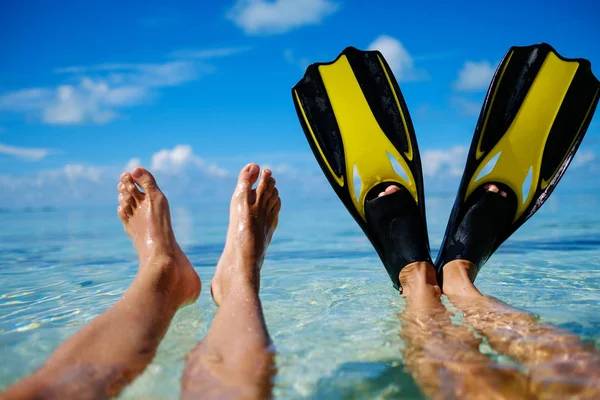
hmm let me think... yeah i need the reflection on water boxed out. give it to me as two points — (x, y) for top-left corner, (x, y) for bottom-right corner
(1, 192), (600, 398)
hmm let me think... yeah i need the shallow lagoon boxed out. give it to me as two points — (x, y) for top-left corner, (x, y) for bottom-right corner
(1, 191), (599, 399)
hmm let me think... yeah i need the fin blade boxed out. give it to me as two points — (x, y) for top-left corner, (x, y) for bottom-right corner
(292, 47), (429, 287)
(436, 43), (600, 272)
(292, 47), (425, 221)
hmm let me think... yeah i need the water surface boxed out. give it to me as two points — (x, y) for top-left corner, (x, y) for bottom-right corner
(1, 192), (599, 399)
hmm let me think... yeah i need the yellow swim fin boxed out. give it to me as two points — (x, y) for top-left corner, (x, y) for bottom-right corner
(436, 43), (600, 276)
(292, 47), (431, 290)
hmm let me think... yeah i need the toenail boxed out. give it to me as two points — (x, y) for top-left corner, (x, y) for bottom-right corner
(127, 184), (136, 192)
(248, 164), (259, 175)
(118, 182), (125, 190)
(132, 168), (143, 178)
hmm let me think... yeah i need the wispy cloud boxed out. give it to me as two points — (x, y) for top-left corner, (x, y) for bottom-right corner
(284, 49), (311, 71)
(0, 142), (55, 161)
(54, 61), (202, 86)
(451, 96), (482, 116)
(453, 61), (496, 92)
(0, 61), (205, 125)
(227, 0), (339, 35)
(422, 146), (468, 177)
(572, 149), (595, 168)
(170, 46), (252, 60)
(368, 36), (429, 82)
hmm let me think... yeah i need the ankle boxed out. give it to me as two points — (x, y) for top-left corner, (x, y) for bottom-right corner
(440, 260), (483, 298)
(399, 262), (440, 297)
(231, 274), (260, 294)
(216, 273), (260, 300)
(136, 255), (185, 299)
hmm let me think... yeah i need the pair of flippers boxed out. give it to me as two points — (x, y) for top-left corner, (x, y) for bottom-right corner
(292, 43), (599, 291)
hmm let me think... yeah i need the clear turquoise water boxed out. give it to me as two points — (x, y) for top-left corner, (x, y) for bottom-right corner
(1, 191), (599, 399)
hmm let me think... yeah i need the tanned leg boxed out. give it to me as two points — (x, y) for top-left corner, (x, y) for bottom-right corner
(377, 186), (533, 400)
(442, 186), (600, 399)
(2, 168), (200, 400)
(181, 164), (280, 400)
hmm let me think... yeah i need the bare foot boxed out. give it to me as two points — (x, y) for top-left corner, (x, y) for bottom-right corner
(211, 163), (281, 306)
(117, 167), (201, 307)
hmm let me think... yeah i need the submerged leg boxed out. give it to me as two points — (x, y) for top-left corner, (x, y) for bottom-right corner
(442, 259), (600, 399)
(2, 168), (201, 399)
(181, 164), (280, 400)
(376, 186), (533, 399)
(399, 262), (533, 399)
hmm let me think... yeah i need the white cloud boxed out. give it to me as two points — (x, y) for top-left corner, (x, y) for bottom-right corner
(0, 145), (232, 207)
(63, 164), (103, 182)
(0, 61), (204, 125)
(422, 146), (468, 177)
(368, 35), (428, 82)
(453, 61), (495, 92)
(227, 0), (339, 35)
(572, 150), (595, 168)
(151, 145), (229, 177)
(170, 46), (252, 59)
(152, 145), (198, 174)
(451, 96), (482, 116)
(124, 158), (141, 172)
(0, 142), (54, 161)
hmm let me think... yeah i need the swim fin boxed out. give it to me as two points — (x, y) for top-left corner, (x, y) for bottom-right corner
(292, 47), (431, 291)
(436, 43), (600, 276)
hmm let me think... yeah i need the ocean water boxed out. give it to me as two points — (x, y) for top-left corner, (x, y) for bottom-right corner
(1, 190), (599, 399)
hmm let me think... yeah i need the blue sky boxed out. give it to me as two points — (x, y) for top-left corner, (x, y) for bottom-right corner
(1, 0), (599, 206)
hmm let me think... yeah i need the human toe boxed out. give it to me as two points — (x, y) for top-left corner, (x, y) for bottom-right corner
(117, 205), (128, 222)
(131, 168), (160, 196)
(122, 173), (145, 202)
(256, 169), (273, 202)
(235, 163), (260, 202)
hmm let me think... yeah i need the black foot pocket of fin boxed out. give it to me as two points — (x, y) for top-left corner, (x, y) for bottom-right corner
(437, 186), (517, 275)
(365, 188), (431, 291)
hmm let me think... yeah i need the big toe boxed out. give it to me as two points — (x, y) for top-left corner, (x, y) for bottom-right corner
(235, 163), (260, 201)
(131, 167), (159, 194)
(378, 185), (401, 197)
